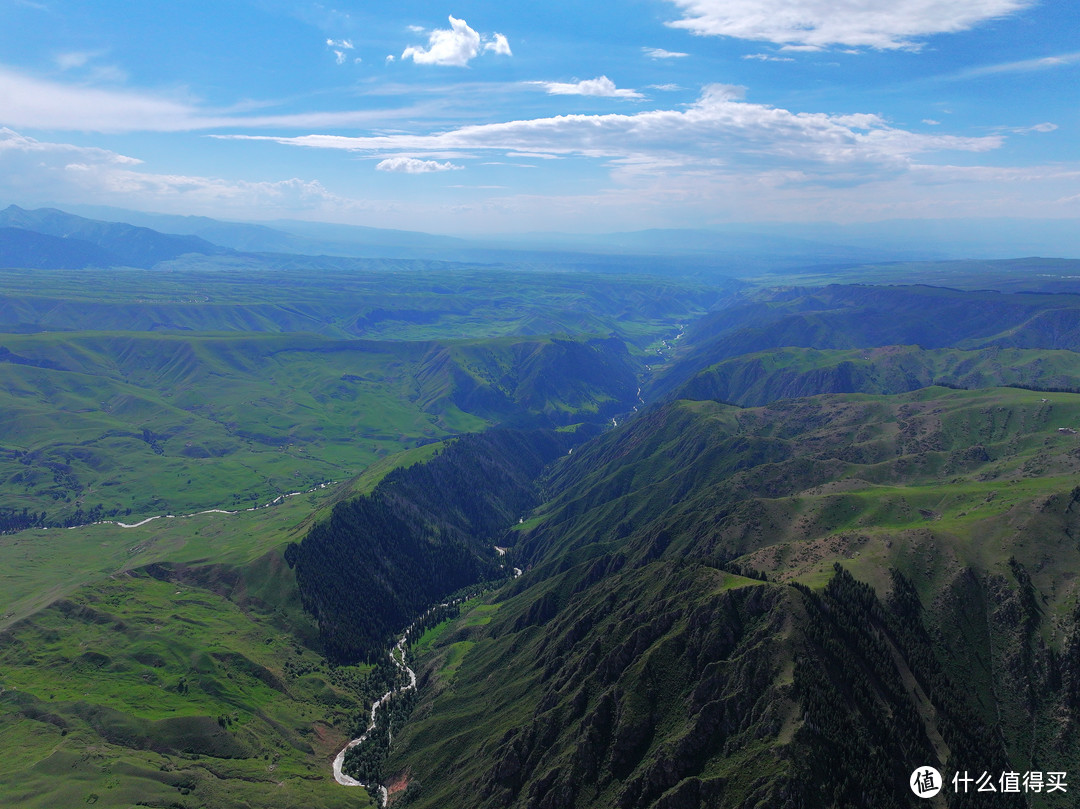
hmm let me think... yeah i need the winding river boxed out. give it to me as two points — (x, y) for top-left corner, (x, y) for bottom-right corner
(332, 631), (416, 806)
(53, 481), (336, 531)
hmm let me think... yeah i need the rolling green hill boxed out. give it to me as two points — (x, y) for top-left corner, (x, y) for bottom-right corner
(0, 330), (640, 526)
(0, 554), (379, 809)
(672, 345), (1080, 406)
(652, 284), (1080, 399)
(8, 264), (1080, 809)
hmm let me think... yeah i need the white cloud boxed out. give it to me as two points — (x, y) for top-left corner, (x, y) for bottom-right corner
(648, 83), (683, 91)
(743, 53), (794, 62)
(217, 83), (1002, 187)
(0, 126), (141, 164)
(0, 66), (200, 132)
(644, 47), (688, 59)
(505, 151), (561, 160)
(956, 51), (1080, 78)
(326, 38), (354, 66)
(532, 76), (643, 99)
(922, 119), (941, 125)
(53, 50), (127, 82)
(484, 33), (512, 56)
(375, 156), (462, 173)
(55, 51), (97, 70)
(1011, 122), (1057, 134)
(401, 16), (511, 67)
(0, 65), (446, 132)
(662, 0), (1034, 50)
(0, 127), (348, 214)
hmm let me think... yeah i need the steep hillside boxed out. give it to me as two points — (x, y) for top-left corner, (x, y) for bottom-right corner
(652, 285), (1080, 398)
(380, 387), (1080, 808)
(673, 345), (1080, 406)
(415, 336), (639, 425)
(285, 429), (581, 663)
(515, 387), (1080, 570)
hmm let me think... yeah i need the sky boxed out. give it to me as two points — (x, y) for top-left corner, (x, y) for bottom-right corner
(0, 0), (1078, 234)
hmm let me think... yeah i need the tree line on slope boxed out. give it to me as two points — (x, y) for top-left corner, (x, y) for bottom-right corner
(285, 428), (580, 664)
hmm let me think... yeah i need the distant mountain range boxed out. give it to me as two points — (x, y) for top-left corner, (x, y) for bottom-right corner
(4, 202), (920, 273)
(0, 205), (226, 269)
(4, 202), (1079, 276)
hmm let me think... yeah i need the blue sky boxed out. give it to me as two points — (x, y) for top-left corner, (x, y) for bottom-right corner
(1, 0), (1077, 233)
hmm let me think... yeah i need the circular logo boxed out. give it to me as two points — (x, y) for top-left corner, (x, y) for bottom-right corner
(910, 766), (942, 798)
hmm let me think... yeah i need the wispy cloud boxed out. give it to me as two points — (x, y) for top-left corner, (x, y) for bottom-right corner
(743, 53), (794, 62)
(505, 151), (561, 160)
(1008, 122), (1057, 134)
(0, 65), (444, 132)
(375, 156), (462, 173)
(531, 76), (643, 98)
(0, 126), (141, 164)
(662, 0), (1034, 50)
(0, 66), (200, 132)
(0, 127), (347, 213)
(55, 51), (98, 70)
(326, 38), (354, 65)
(214, 84), (1003, 186)
(400, 16), (511, 67)
(953, 51), (1080, 78)
(643, 47), (688, 59)
(51, 50), (127, 82)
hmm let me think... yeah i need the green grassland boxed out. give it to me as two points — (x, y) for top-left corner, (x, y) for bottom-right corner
(0, 477), (328, 631)
(0, 431), (491, 807)
(0, 329), (642, 526)
(0, 264), (719, 526)
(7, 263), (1080, 807)
(0, 264), (725, 343)
(0, 265), (714, 807)
(0, 568), (376, 809)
